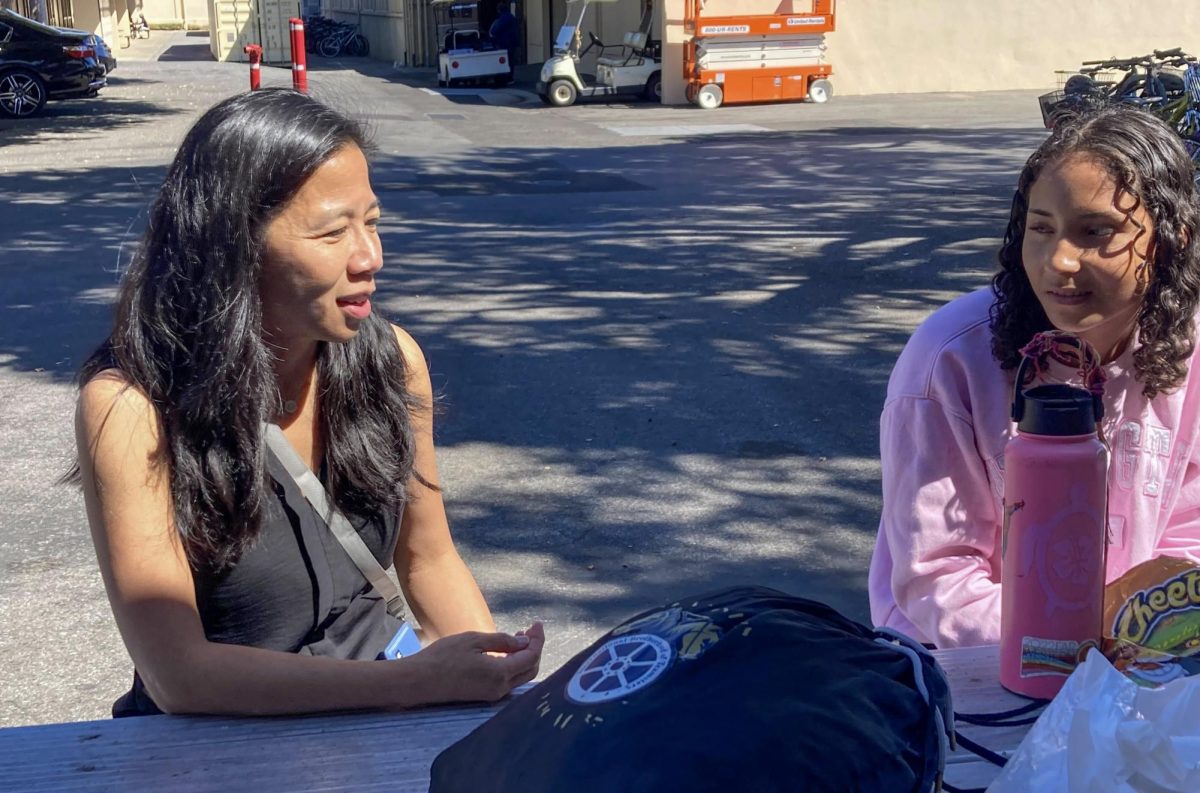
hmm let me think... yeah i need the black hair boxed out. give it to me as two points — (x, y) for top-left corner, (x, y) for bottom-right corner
(75, 89), (424, 571)
(991, 105), (1200, 398)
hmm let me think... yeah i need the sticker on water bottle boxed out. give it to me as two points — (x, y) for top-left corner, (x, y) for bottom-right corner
(1019, 636), (1098, 677)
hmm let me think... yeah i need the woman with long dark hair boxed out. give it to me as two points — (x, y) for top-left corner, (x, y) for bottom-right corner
(75, 89), (543, 716)
(869, 105), (1200, 648)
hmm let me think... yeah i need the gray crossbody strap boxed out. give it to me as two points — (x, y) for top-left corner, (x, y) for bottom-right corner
(263, 422), (406, 619)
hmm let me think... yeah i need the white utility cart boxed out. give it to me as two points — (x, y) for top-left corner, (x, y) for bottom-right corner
(432, 0), (512, 87)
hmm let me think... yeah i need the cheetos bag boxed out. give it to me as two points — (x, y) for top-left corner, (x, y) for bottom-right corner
(429, 586), (955, 793)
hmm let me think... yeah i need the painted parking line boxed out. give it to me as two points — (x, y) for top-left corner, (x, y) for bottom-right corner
(600, 124), (770, 136)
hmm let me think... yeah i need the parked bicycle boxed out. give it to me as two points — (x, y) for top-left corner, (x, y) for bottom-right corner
(1039, 48), (1200, 186)
(1040, 48), (1193, 126)
(1173, 62), (1200, 183)
(130, 10), (150, 40)
(302, 15), (370, 58)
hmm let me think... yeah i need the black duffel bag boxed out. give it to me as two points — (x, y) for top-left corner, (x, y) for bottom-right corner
(430, 585), (955, 793)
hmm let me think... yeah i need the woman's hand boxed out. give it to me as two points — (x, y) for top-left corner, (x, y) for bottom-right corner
(408, 622), (545, 704)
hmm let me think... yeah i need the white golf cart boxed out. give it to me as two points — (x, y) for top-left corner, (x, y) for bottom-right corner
(432, 0), (512, 87)
(537, 0), (661, 107)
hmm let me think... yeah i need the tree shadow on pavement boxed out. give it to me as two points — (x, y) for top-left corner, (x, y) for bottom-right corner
(359, 125), (1042, 633)
(0, 165), (163, 374)
(2, 123), (1042, 650)
(0, 97), (177, 148)
(157, 43), (217, 62)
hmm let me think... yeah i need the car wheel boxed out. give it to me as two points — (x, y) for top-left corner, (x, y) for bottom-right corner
(0, 70), (48, 119)
(695, 83), (723, 110)
(644, 71), (662, 102)
(808, 78), (833, 103)
(548, 79), (577, 107)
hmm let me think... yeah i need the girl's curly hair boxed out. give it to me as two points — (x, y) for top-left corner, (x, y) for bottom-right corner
(990, 105), (1200, 398)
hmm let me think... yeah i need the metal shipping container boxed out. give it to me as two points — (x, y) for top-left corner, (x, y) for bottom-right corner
(209, 0), (297, 63)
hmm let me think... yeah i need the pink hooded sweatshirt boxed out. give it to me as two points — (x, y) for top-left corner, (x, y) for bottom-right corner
(869, 288), (1200, 648)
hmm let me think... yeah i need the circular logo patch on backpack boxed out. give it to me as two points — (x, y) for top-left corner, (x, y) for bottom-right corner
(565, 633), (673, 704)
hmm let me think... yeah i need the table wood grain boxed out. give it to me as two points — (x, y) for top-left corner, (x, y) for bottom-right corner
(940, 644), (1038, 789)
(0, 646), (1032, 792)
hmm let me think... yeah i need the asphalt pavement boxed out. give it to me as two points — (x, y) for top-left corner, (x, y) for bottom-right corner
(0, 32), (1049, 726)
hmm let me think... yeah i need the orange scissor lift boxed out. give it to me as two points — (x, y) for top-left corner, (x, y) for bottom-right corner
(683, 0), (836, 109)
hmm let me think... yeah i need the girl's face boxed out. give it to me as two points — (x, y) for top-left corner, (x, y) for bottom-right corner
(1022, 154), (1155, 362)
(260, 144), (382, 349)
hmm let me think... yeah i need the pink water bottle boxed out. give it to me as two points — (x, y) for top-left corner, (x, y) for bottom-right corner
(1000, 334), (1108, 699)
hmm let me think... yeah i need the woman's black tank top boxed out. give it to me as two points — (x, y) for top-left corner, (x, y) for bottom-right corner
(112, 467), (401, 717)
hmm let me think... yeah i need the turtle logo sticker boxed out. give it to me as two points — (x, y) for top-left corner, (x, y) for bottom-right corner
(565, 634), (673, 704)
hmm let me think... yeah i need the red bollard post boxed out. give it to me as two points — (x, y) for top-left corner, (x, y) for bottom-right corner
(243, 44), (263, 90)
(289, 18), (308, 93)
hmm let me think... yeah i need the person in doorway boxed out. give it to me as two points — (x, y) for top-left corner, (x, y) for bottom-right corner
(869, 105), (1200, 648)
(489, 1), (519, 81)
(130, 8), (150, 39)
(73, 89), (544, 716)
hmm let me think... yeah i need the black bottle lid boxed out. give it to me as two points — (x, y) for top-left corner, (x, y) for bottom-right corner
(1013, 384), (1099, 436)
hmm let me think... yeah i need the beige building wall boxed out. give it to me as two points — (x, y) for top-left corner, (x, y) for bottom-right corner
(660, 0), (1200, 104)
(12, 0), (206, 47)
(525, 0), (546, 64)
(827, 0), (1200, 96)
(60, 0), (125, 48)
(141, 0), (212, 28)
(503, 0), (647, 67)
(326, 0), (405, 62)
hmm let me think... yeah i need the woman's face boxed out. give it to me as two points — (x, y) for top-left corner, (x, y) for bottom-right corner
(260, 144), (382, 349)
(1022, 154), (1155, 362)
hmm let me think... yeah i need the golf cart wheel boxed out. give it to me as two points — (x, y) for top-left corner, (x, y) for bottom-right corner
(695, 83), (723, 110)
(548, 79), (577, 107)
(644, 71), (662, 102)
(808, 78), (833, 104)
(0, 69), (48, 118)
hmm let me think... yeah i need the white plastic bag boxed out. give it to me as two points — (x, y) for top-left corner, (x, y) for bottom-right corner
(988, 649), (1200, 793)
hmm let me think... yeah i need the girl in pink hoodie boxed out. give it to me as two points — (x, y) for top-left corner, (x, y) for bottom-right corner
(869, 106), (1200, 648)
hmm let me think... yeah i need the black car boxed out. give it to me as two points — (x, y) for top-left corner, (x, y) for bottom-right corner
(0, 9), (108, 118)
(76, 29), (116, 74)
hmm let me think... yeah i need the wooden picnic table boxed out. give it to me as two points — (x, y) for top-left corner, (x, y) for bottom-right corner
(0, 645), (1031, 791)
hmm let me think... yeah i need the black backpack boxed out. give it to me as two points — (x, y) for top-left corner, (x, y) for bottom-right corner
(431, 585), (955, 793)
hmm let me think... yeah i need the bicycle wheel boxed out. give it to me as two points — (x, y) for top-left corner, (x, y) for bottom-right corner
(1177, 110), (1200, 146)
(318, 35), (342, 58)
(1161, 72), (1185, 98)
(346, 34), (369, 57)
